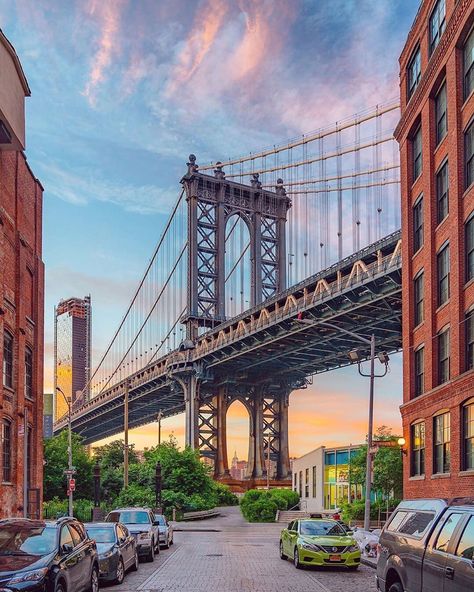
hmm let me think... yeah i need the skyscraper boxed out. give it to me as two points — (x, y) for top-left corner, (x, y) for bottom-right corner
(54, 296), (91, 421)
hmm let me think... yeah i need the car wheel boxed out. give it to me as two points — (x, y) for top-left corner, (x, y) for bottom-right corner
(388, 583), (404, 592)
(294, 547), (302, 569)
(89, 567), (99, 592)
(169, 535), (173, 546)
(55, 580), (66, 592)
(147, 540), (155, 562)
(279, 540), (287, 560)
(131, 550), (139, 572)
(114, 558), (125, 584)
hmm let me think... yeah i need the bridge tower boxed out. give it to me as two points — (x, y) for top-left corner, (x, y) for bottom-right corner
(176, 155), (292, 481)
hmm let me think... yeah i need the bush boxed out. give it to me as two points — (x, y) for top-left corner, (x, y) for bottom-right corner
(243, 497), (278, 522)
(43, 497), (97, 522)
(114, 484), (155, 509)
(341, 498), (402, 523)
(240, 489), (295, 522)
(212, 482), (239, 507)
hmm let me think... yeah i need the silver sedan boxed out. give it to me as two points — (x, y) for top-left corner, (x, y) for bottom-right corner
(155, 514), (174, 548)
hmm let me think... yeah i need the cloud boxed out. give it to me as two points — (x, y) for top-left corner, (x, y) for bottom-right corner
(83, 0), (127, 105)
(40, 162), (179, 214)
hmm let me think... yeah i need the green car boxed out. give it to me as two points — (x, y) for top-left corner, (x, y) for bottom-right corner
(280, 518), (361, 570)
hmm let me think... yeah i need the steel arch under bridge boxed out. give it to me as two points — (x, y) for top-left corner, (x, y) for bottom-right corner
(54, 228), (402, 483)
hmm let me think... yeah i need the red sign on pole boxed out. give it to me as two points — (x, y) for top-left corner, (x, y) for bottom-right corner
(69, 479), (75, 492)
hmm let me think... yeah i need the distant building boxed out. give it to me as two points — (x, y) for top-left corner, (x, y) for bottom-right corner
(54, 296), (91, 421)
(43, 393), (54, 439)
(396, 0), (474, 498)
(292, 445), (364, 513)
(230, 451), (248, 480)
(0, 29), (44, 518)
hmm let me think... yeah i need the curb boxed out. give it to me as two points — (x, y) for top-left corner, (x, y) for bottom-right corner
(361, 557), (377, 569)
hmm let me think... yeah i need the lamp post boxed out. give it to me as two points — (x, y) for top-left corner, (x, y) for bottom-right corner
(155, 462), (162, 511)
(295, 318), (389, 531)
(56, 387), (73, 517)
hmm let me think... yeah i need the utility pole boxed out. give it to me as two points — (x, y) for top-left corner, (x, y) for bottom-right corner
(157, 410), (163, 447)
(124, 380), (129, 488)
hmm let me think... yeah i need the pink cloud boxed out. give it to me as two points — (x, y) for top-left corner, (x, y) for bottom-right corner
(83, 0), (127, 106)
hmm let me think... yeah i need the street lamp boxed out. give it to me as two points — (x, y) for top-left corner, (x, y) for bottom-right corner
(56, 387), (73, 517)
(295, 317), (389, 531)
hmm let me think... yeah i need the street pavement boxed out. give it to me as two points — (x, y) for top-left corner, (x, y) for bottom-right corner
(108, 506), (377, 592)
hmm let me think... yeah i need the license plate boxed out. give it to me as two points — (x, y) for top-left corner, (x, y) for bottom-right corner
(329, 554), (341, 562)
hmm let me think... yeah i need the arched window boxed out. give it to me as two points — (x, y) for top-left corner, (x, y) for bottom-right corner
(2, 331), (13, 389)
(463, 398), (474, 470)
(2, 419), (12, 482)
(25, 346), (33, 400)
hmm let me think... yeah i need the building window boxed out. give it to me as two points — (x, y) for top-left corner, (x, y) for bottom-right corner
(438, 329), (450, 385)
(414, 272), (424, 326)
(414, 347), (424, 398)
(466, 120), (474, 188)
(411, 422), (425, 476)
(305, 468), (309, 498)
(413, 126), (422, 181)
(407, 46), (421, 99)
(436, 161), (449, 224)
(299, 470), (302, 497)
(463, 400), (474, 470)
(312, 466), (317, 498)
(433, 412), (450, 474)
(467, 310), (474, 371)
(429, 0), (446, 54)
(27, 427), (32, 488)
(435, 82), (447, 144)
(413, 195), (423, 252)
(2, 419), (11, 482)
(467, 214), (474, 282)
(293, 472), (297, 490)
(25, 347), (33, 400)
(2, 331), (13, 389)
(437, 244), (450, 306)
(464, 26), (474, 100)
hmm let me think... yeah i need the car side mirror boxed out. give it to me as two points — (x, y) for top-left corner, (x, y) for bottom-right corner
(153, 520), (160, 526)
(61, 543), (73, 555)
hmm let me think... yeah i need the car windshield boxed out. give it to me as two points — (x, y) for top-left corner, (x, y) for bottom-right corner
(86, 527), (116, 543)
(155, 516), (166, 526)
(108, 511), (150, 525)
(299, 520), (345, 536)
(0, 524), (57, 556)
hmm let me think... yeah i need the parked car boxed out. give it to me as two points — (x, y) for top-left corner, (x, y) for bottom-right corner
(280, 518), (361, 570)
(85, 522), (138, 584)
(105, 507), (160, 562)
(376, 498), (474, 592)
(0, 517), (99, 592)
(154, 514), (173, 548)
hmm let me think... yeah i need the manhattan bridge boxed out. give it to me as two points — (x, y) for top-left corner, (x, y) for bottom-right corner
(54, 100), (402, 488)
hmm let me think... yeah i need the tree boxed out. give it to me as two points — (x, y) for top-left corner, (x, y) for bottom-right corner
(43, 431), (94, 501)
(93, 440), (140, 502)
(373, 445), (403, 500)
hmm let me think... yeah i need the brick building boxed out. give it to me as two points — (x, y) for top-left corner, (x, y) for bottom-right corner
(396, 0), (474, 498)
(0, 29), (44, 517)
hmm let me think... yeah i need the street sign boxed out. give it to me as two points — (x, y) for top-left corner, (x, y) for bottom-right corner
(63, 469), (76, 476)
(69, 479), (75, 492)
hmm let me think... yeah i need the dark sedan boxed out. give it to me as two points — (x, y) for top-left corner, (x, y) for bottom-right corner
(85, 522), (138, 584)
(0, 517), (99, 592)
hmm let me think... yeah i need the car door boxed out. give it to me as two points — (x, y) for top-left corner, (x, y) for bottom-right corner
(118, 524), (133, 569)
(59, 524), (82, 591)
(288, 520), (299, 555)
(444, 515), (474, 592)
(422, 512), (464, 592)
(281, 521), (293, 555)
(69, 523), (92, 592)
(150, 511), (159, 545)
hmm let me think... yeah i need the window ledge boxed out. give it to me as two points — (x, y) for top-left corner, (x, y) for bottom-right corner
(458, 470), (474, 477)
(435, 215), (449, 232)
(431, 472), (450, 479)
(436, 300), (450, 313)
(409, 475), (425, 481)
(413, 321), (424, 331)
(465, 278), (474, 290)
(1, 482), (13, 486)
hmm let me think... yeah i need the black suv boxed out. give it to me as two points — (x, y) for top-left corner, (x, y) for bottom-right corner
(0, 517), (99, 592)
(377, 498), (474, 592)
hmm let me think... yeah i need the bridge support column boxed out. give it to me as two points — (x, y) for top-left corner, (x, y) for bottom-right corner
(277, 391), (291, 479)
(247, 388), (264, 478)
(183, 374), (200, 449)
(214, 388), (229, 478)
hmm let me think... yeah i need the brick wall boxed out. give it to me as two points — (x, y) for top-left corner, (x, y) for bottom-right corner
(396, 0), (474, 498)
(0, 150), (44, 517)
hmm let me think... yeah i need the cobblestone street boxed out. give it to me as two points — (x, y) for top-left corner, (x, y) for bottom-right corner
(110, 507), (377, 592)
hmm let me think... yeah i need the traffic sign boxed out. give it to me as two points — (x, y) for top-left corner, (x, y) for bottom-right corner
(69, 479), (76, 492)
(63, 469), (76, 475)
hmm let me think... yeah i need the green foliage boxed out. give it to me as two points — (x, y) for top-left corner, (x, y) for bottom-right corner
(240, 489), (296, 522)
(43, 431), (94, 501)
(114, 483), (156, 508)
(373, 445), (403, 499)
(341, 498), (402, 522)
(211, 482), (239, 507)
(43, 497), (97, 522)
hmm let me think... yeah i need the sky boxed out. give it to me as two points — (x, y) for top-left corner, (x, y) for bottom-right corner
(0, 0), (418, 461)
